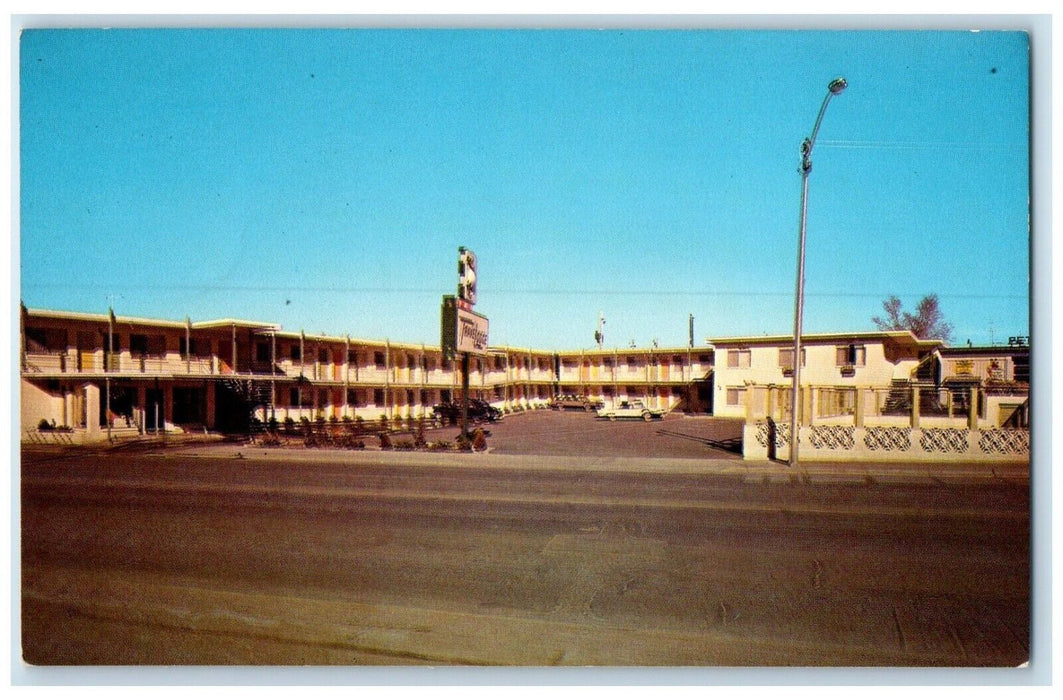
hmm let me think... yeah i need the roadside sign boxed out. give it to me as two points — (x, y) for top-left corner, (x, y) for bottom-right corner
(441, 295), (489, 357)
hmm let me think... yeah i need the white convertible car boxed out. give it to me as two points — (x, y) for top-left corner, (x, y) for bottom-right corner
(596, 399), (666, 421)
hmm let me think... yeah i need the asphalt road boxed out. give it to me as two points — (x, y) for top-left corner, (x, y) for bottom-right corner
(19, 438), (1030, 667)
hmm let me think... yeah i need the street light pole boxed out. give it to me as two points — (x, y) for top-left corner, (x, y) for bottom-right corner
(790, 77), (847, 468)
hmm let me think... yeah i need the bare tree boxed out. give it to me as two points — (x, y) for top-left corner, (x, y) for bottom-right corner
(872, 294), (953, 343)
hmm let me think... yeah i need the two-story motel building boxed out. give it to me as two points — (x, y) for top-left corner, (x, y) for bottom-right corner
(20, 306), (1029, 453)
(19, 307), (717, 438)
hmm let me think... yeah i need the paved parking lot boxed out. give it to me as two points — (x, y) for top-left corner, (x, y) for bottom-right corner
(449, 409), (745, 459)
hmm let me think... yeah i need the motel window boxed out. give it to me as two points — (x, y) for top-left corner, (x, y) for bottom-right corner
(319, 348), (330, 364)
(778, 348), (806, 368)
(24, 327), (49, 351)
(347, 349), (358, 364)
(290, 388), (312, 408)
(373, 389), (385, 406)
(130, 334), (148, 356)
(726, 349), (751, 368)
(726, 387), (746, 406)
(256, 342), (271, 363)
(25, 327), (68, 352)
(495, 356), (505, 370)
(147, 336), (166, 356)
(374, 352), (386, 369)
(290, 345), (301, 362)
(698, 354), (713, 364)
(836, 344), (866, 367)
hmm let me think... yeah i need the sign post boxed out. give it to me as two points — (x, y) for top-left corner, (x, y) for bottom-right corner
(441, 248), (488, 441)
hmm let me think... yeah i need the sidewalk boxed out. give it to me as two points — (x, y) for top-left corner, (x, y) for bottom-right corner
(165, 441), (1030, 484)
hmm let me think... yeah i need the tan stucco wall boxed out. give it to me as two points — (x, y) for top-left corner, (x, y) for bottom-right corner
(21, 380), (65, 431)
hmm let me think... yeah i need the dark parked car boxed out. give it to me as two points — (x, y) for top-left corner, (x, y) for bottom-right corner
(433, 399), (502, 425)
(469, 399), (503, 422)
(550, 394), (604, 411)
(432, 402), (460, 425)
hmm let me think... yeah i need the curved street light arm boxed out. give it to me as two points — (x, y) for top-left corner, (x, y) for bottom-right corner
(801, 78), (847, 173)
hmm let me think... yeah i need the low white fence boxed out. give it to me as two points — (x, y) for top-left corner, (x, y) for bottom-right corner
(744, 420), (1030, 462)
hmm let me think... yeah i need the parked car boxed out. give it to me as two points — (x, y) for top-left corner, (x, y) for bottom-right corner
(432, 402), (460, 425)
(550, 394), (605, 411)
(433, 399), (502, 424)
(596, 399), (666, 421)
(469, 399), (503, 422)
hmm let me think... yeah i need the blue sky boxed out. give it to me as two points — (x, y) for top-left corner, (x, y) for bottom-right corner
(17, 27), (1030, 350)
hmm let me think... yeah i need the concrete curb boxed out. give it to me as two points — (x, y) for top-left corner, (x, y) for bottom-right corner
(157, 442), (1029, 483)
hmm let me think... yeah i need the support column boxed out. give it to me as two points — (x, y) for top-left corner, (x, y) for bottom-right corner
(801, 385), (813, 427)
(206, 382), (216, 430)
(910, 385), (921, 429)
(63, 388), (72, 428)
(83, 383), (100, 438)
(968, 387), (979, 429)
(137, 386), (147, 433)
(854, 387), (865, 428)
(163, 385), (173, 431)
